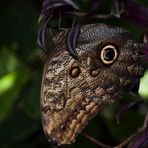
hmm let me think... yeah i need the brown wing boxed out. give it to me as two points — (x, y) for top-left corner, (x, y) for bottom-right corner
(40, 46), (105, 145)
(40, 23), (144, 146)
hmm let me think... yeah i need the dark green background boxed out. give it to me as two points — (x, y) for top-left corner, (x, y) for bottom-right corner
(0, 0), (148, 148)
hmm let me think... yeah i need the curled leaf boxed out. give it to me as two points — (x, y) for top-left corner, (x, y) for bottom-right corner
(40, 0), (79, 22)
(38, 0), (80, 51)
(38, 16), (52, 51)
(123, 0), (148, 27)
(66, 25), (80, 60)
(131, 127), (148, 148)
(144, 44), (148, 61)
(144, 30), (148, 60)
(66, 0), (100, 59)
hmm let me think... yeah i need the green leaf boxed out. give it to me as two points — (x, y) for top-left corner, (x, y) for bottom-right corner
(0, 46), (31, 123)
(139, 70), (148, 98)
(0, 69), (30, 123)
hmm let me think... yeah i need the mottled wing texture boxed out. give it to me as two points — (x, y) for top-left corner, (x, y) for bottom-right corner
(41, 24), (144, 145)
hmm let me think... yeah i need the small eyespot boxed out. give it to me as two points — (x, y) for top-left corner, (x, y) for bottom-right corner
(90, 70), (99, 77)
(60, 124), (66, 131)
(100, 44), (118, 65)
(69, 66), (81, 78)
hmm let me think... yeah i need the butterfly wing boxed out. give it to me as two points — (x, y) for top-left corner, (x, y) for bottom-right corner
(40, 24), (144, 145)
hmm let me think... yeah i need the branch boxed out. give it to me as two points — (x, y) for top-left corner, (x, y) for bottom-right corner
(114, 110), (148, 148)
(82, 110), (148, 148)
(82, 132), (112, 148)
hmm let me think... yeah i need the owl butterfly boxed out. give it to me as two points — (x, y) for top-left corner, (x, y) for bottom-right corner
(41, 24), (144, 146)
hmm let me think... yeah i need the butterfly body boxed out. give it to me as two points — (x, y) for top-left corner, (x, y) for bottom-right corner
(41, 24), (144, 145)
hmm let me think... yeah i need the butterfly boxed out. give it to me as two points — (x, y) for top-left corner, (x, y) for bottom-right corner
(40, 23), (144, 146)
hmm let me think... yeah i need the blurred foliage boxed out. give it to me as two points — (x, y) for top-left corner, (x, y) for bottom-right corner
(0, 0), (148, 148)
(139, 70), (148, 97)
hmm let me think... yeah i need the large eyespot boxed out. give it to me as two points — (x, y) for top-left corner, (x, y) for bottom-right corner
(100, 44), (118, 65)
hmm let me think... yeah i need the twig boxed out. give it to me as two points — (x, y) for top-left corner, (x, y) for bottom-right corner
(114, 110), (148, 148)
(82, 110), (148, 148)
(114, 128), (144, 148)
(82, 132), (112, 148)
